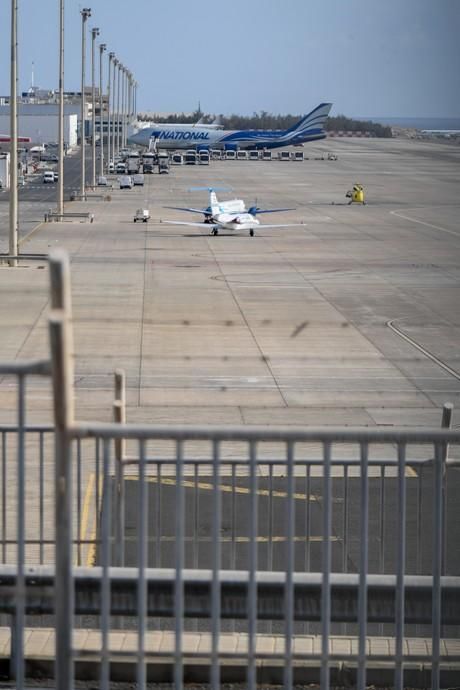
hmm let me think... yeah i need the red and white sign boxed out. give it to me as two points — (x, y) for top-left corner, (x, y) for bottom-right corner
(0, 135), (32, 143)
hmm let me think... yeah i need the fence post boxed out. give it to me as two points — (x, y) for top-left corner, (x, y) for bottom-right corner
(48, 250), (75, 690)
(114, 369), (126, 566)
(441, 403), (453, 576)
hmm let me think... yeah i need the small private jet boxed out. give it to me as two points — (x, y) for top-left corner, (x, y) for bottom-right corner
(163, 188), (301, 237)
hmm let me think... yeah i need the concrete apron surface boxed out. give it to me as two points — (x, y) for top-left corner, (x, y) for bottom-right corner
(0, 137), (459, 428)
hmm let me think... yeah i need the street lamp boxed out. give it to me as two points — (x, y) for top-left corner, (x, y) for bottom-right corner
(116, 61), (122, 157)
(90, 27), (99, 188)
(121, 66), (127, 149)
(99, 43), (106, 177)
(134, 80), (138, 120)
(112, 57), (118, 161)
(107, 52), (114, 171)
(57, 0), (65, 215)
(126, 70), (132, 147)
(9, 0), (18, 267)
(80, 8), (91, 197)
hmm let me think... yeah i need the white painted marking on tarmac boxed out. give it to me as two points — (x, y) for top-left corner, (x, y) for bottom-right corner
(390, 209), (460, 238)
(387, 320), (460, 382)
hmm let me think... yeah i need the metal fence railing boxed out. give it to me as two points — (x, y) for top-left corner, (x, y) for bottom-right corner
(0, 250), (459, 690)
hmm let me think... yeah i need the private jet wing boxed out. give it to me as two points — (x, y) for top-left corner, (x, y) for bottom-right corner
(254, 223), (305, 228)
(249, 207), (296, 215)
(162, 220), (218, 229)
(164, 206), (208, 214)
(161, 220), (304, 229)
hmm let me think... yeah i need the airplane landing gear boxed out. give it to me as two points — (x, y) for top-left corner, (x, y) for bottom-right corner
(211, 228), (219, 236)
(249, 229), (254, 237)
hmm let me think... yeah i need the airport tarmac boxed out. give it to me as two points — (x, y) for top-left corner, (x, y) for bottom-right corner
(0, 136), (459, 429)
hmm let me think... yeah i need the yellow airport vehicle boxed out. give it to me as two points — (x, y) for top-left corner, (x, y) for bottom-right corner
(346, 183), (365, 205)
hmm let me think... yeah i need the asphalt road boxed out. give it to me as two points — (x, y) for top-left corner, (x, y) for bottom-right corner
(0, 148), (90, 246)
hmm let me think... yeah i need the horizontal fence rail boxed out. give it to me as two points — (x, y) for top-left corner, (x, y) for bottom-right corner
(0, 566), (459, 626)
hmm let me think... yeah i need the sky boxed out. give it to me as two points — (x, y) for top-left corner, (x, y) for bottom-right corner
(0, 0), (459, 118)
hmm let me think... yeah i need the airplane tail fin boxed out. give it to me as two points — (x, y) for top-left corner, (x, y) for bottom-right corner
(189, 186), (231, 216)
(209, 190), (220, 215)
(284, 103), (333, 136)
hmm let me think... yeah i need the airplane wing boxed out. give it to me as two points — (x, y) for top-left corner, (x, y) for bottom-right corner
(162, 220), (219, 229)
(253, 207), (296, 214)
(259, 223), (306, 228)
(163, 206), (207, 214)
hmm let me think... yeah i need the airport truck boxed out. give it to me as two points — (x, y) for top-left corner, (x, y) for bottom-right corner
(127, 157), (140, 174)
(158, 152), (170, 174)
(142, 152), (156, 173)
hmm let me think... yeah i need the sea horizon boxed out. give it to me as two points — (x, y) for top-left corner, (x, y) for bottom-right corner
(356, 116), (460, 130)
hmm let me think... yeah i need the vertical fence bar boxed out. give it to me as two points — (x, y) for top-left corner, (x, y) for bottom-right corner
(155, 463), (161, 568)
(76, 439), (82, 566)
(284, 441), (295, 689)
(248, 440), (258, 690)
(1, 432), (6, 563)
(231, 463), (236, 570)
(113, 369), (126, 568)
(95, 439), (101, 536)
(378, 464), (386, 637)
(268, 462), (274, 635)
(416, 469), (423, 575)
(100, 438), (111, 690)
(49, 250), (75, 690)
(357, 442), (369, 690)
(211, 440), (221, 689)
(137, 439), (147, 690)
(39, 431), (45, 564)
(441, 403), (452, 577)
(305, 464), (311, 573)
(343, 464), (349, 574)
(194, 462), (199, 571)
(14, 375), (26, 687)
(231, 463), (237, 633)
(174, 440), (185, 690)
(394, 443), (406, 690)
(320, 442), (332, 690)
(432, 442), (443, 690)
(379, 465), (385, 573)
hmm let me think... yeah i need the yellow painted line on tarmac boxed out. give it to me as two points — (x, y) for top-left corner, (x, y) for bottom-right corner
(123, 476), (326, 503)
(76, 472), (95, 566)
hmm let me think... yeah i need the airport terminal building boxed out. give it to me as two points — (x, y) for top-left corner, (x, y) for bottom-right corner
(0, 103), (78, 147)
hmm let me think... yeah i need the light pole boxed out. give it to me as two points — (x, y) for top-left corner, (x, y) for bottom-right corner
(111, 57), (118, 163)
(90, 27), (99, 188)
(116, 61), (122, 157)
(99, 42), (106, 177)
(9, 0), (18, 267)
(126, 71), (132, 146)
(80, 8), (91, 197)
(121, 66), (127, 149)
(107, 52), (114, 171)
(120, 64), (125, 151)
(57, 0), (64, 215)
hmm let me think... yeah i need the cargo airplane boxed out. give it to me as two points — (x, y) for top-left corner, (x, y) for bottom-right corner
(129, 102), (332, 151)
(163, 188), (301, 237)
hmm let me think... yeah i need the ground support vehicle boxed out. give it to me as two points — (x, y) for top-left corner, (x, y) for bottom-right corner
(134, 208), (150, 223)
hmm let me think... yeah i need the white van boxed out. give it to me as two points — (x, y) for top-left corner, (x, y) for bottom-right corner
(119, 175), (133, 189)
(43, 171), (56, 184)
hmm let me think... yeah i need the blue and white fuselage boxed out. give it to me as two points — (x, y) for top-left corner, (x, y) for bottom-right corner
(129, 103), (332, 151)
